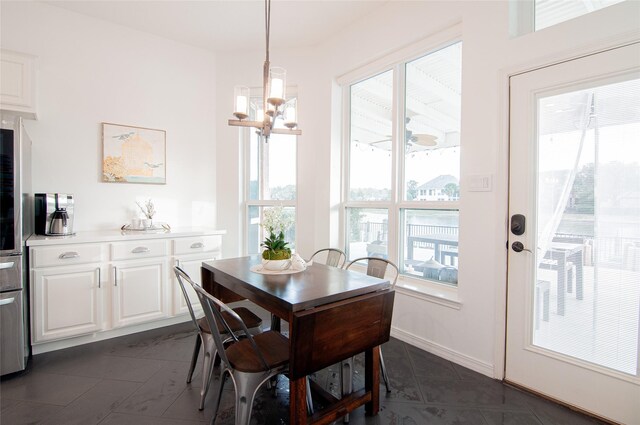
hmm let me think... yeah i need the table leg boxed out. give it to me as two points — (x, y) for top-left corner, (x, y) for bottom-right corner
(364, 345), (380, 416)
(435, 243), (442, 264)
(290, 376), (307, 425)
(557, 253), (566, 316)
(407, 238), (415, 261)
(271, 314), (281, 333)
(575, 252), (584, 300)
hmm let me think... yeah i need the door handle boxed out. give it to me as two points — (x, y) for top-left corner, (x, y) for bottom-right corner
(113, 266), (118, 286)
(512, 241), (532, 253)
(511, 214), (526, 235)
(0, 297), (15, 306)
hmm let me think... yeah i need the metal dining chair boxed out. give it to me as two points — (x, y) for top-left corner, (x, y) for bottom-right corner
(343, 257), (399, 413)
(307, 248), (347, 268)
(188, 278), (290, 425)
(173, 266), (263, 411)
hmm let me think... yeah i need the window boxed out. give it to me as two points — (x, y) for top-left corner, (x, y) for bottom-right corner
(344, 42), (461, 285)
(245, 93), (297, 255)
(535, 0), (625, 31)
(510, 0), (626, 36)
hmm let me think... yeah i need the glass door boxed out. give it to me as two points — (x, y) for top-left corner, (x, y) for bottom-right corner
(506, 43), (640, 424)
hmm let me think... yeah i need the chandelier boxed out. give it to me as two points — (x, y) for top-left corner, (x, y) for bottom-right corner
(228, 0), (301, 139)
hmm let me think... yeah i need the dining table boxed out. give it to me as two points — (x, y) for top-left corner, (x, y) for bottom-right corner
(201, 255), (395, 425)
(540, 241), (584, 316)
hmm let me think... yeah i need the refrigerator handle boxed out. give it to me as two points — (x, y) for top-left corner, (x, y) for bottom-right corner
(0, 261), (15, 270)
(0, 297), (15, 306)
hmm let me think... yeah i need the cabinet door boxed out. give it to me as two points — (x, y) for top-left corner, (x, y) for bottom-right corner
(112, 258), (168, 328)
(32, 265), (103, 343)
(0, 49), (36, 118)
(172, 256), (215, 316)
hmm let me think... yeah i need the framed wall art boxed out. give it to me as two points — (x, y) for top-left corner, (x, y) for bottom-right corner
(102, 123), (166, 184)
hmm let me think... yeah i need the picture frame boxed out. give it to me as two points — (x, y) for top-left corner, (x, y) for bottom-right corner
(102, 122), (166, 184)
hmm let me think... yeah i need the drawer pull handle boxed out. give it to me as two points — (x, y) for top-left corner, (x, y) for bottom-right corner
(131, 247), (150, 254)
(190, 242), (204, 249)
(59, 252), (80, 259)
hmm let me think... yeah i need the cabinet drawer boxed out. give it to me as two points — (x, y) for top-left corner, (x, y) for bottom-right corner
(31, 244), (104, 268)
(111, 240), (167, 261)
(173, 235), (221, 256)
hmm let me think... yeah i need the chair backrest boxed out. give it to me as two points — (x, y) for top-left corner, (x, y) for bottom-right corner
(175, 267), (271, 372)
(345, 257), (399, 288)
(308, 248), (346, 268)
(173, 266), (201, 331)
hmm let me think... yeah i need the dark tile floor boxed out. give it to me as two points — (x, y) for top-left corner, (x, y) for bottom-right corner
(1, 311), (606, 425)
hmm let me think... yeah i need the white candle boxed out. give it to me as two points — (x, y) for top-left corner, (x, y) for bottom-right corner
(270, 78), (284, 99)
(235, 95), (247, 114)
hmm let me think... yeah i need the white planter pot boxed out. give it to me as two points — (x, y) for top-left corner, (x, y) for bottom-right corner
(261, 259), (292, 271)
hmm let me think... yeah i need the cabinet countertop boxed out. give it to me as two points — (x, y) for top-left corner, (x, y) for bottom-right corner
(26, 227), (226, 247)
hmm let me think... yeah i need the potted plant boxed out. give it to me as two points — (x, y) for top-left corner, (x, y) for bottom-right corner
(260, 206), (294, 270)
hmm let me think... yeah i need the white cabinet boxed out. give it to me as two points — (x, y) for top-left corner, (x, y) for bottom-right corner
(171, 235), (221, 316)
(32, 264), (104, 342)
(0, 50), (36, 119)
(27, 229), (224, 353)
(173, 256), (212, 316)
(111, 258), (169, 328)
(109, 239), (169, 327)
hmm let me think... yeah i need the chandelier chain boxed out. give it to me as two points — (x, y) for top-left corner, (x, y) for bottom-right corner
(265, 0), (271, 62)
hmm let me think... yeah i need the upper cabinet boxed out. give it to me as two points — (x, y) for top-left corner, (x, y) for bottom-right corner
(1, 49), (37, 119)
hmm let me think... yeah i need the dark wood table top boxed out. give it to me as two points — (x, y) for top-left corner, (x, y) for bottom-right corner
(201, 255), (390, 314)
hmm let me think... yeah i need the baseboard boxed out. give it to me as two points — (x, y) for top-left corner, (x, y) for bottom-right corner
(31, 316), (191, 355)
(391, 326), (495, 379)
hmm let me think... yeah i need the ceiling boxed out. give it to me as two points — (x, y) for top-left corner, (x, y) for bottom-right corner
(44, 0), (389, 52)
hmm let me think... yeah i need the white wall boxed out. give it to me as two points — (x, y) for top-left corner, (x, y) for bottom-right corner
(3, 0), (636, 380)
(215, 1), (640, 377)
(1, 1), (218, 231)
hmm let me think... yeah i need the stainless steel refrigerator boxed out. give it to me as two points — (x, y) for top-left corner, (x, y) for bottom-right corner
(1, 116), (32, 375)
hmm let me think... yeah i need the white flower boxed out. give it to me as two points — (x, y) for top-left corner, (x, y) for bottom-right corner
(136, 199), (156, 219)
(260, 205), (294, 235)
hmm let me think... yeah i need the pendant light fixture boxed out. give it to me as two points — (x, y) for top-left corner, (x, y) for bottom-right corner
(228, 0), (301, 139)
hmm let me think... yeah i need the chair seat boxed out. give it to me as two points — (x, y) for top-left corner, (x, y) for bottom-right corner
(226, 331), (289, 373)
(197, 307), (262, 334)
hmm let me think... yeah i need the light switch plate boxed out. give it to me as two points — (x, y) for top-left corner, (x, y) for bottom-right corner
(468, 174), (492, 192)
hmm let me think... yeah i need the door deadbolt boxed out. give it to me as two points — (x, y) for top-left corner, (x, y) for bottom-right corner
(511, 214), (526, 235)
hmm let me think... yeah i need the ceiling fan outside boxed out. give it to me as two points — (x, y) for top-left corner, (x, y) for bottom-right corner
(367, 116), (438, 151)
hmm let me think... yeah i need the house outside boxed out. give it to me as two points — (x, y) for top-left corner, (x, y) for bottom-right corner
(416, 175), (460, 201)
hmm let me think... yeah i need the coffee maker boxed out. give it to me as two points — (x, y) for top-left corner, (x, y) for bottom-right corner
(35, 193), (75, 236)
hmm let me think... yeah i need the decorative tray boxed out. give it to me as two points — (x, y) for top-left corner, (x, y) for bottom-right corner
(250, 264), (305, 275)
(120, 223), (171, 233)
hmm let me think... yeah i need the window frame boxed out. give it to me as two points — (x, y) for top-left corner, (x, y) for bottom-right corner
(340, 35), (462, 287)
(242, 88), (299, 256)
